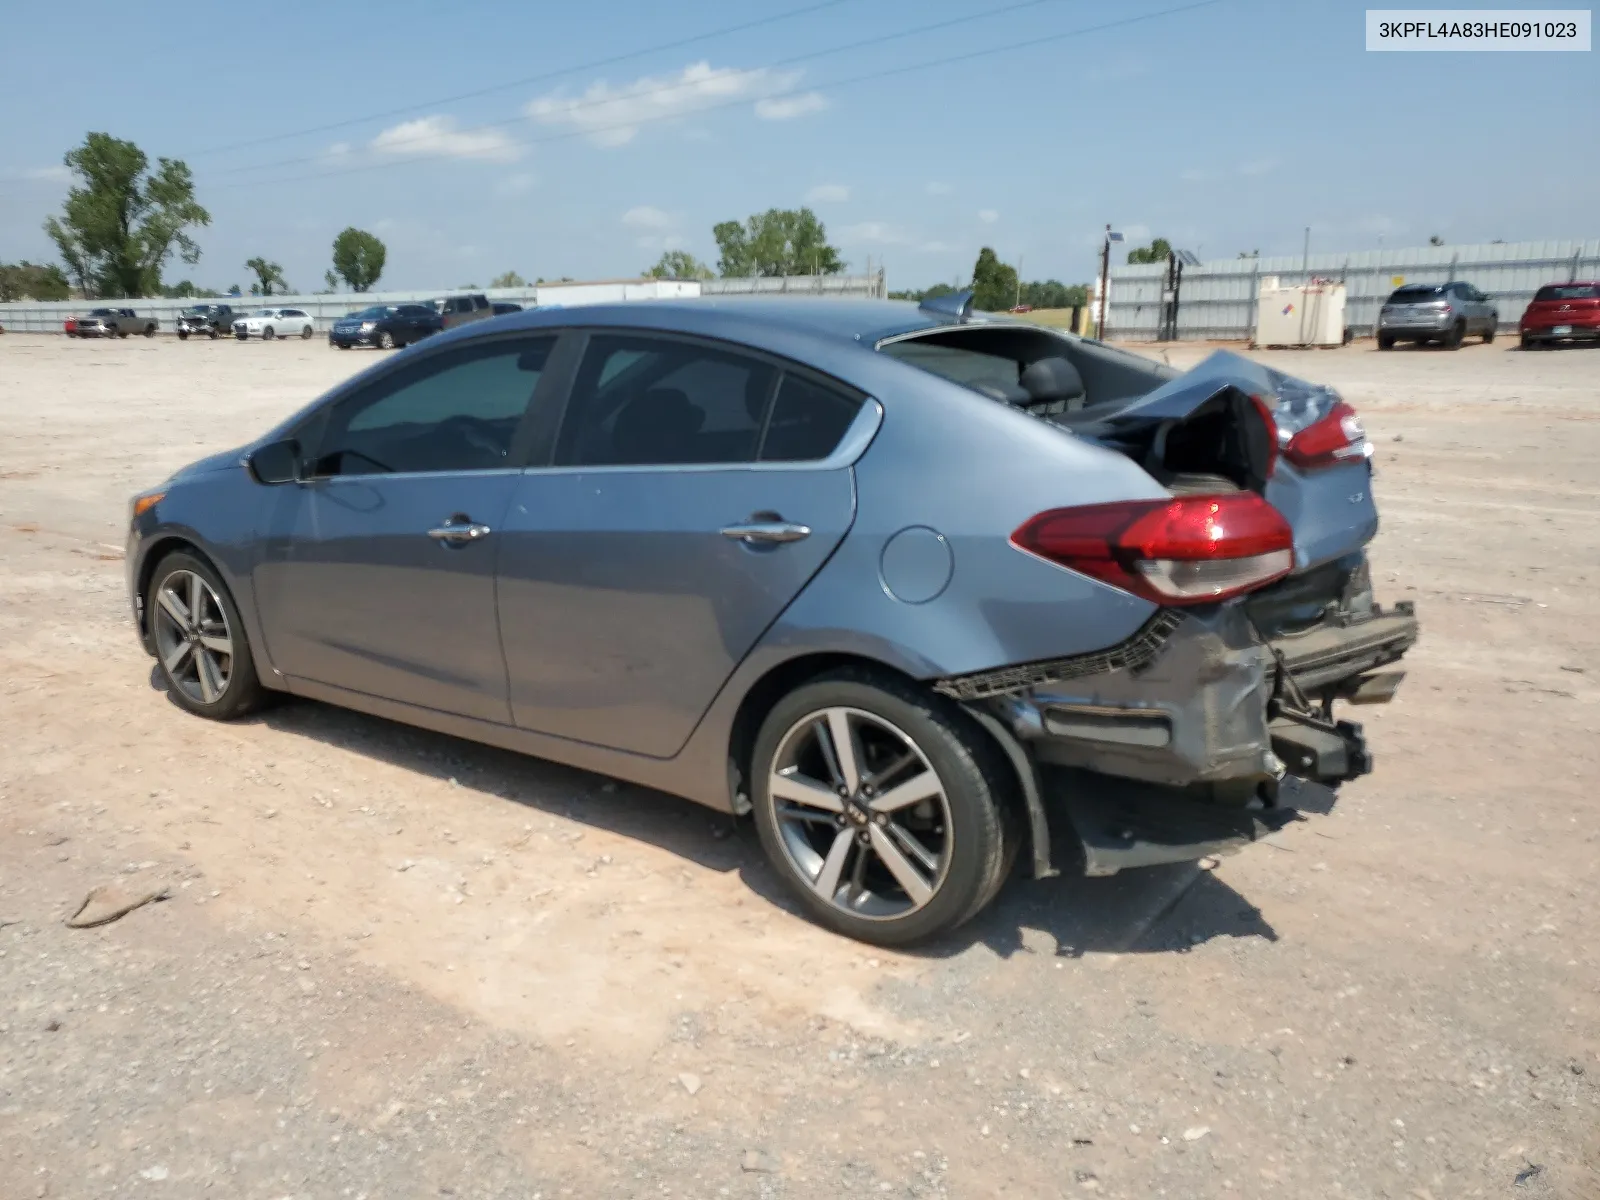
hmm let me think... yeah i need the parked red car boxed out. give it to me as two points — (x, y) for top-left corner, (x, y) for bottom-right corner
(64, 315), (78, 335)
(1520, 281), (1600, 348)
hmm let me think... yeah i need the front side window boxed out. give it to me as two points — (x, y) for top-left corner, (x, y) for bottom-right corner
(311, 337), (555, 476)
(555, 335), (777, 467)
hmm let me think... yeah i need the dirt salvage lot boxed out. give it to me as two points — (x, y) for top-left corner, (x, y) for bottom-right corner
(1, 332), (1597, 1199)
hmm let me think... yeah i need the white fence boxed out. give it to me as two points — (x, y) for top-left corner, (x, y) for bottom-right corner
(1105, 239), (1600, 341)
(0, 272), (887, 334)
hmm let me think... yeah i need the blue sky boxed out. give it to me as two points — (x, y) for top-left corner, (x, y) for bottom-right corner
(1, 0), (1595, 292)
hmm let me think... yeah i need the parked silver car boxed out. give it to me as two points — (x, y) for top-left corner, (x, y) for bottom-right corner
(1377, 282), (1497, 349)
(76, 307), (158, 339)
(124, 293), (1419, 945)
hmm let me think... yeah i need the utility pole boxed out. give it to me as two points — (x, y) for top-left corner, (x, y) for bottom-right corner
(1015, 254), (1023, 309)
(1302, 226), (1311, 276)
(1097, 225), (1123, 340)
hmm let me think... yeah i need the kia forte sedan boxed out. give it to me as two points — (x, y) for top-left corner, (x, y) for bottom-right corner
(126, 295), (1418, 945)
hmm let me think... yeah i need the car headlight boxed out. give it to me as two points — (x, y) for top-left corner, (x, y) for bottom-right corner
(360, 321), (376, 330)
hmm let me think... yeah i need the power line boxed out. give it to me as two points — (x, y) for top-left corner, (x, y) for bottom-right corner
(204, 0), (1225, 192)
(204, 0), (1072, 180)
(192, 0), (859, 160)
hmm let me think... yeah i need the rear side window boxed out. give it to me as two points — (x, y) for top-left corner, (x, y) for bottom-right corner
(1534, 284), (1600, 301)
(473, 296), (490, 310)
(759, 375), (864, 462)
(555, 335), (776, 467)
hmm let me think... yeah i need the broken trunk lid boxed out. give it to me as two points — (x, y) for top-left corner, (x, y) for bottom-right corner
(1055, 350), (1379, 572)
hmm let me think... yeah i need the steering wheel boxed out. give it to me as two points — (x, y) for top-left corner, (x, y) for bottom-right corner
(437, 415), (506, 459)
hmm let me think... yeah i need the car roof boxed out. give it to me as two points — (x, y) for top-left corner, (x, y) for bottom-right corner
(475, 295), (1006, 349)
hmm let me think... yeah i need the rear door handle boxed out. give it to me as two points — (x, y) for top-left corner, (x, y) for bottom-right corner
(428, 518), (492, 546)
(720, 520), (812, 545)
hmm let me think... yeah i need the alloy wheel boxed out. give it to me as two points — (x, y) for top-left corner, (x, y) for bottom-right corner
(152, 569), (234, 705)
(769, 706), (952, 920)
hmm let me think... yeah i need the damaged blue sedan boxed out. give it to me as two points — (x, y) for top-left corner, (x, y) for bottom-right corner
(125, 293), (1418, 945)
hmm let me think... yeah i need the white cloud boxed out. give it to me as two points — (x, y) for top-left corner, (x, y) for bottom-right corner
(839, 221), (911, 245)
(756, 92), (828, 121)
(978, 209), (999, 224)
(622, 205), (674, 230)
(496, 172), (537, 196)
(370, 115), (522, 163)
(1180, 167), (1213, 183)
(24, 165), (70, 182)
(805, 183), (850, 204)
(634, 233), (687, 252)
(918, 240), (952, 253)
(325, 142), (352, 161)
(525, 60), (805, 148)
(925, 181), (952, 196)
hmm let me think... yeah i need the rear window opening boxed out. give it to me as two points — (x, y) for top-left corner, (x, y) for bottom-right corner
(1533, 284), (1600, 302)
(877, 323), (1168, 415)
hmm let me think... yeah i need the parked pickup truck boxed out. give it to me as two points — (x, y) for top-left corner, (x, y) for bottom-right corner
(76, 307), (158, 338)
(176, 304), (237, 340)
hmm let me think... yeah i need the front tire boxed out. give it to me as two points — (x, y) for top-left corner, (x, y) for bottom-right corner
(178, 331), (189, 341)
(147, 551), (266, 721)
(209, 328), (220, 340)
(377, 330), (394, 350)
(750, 671), (1015, 946)
(143, 326), (155, 338)
(1483, 327), (1495, 344)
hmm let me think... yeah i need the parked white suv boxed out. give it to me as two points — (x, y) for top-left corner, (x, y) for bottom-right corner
(232, 308), (316, 341)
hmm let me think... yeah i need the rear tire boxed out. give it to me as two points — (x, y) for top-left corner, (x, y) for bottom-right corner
(1377, 334), (1394, 350)
(750, 670), (1016, 946)
(301, 324), (313, 339)
(262, 326), (275, 341)
(146, 551), (267, 722)
(178, 331), (189, 341)
(1444, 321), (1465, 350)
(1483, 327), (1495, 344)
(143, 326), (155, 338)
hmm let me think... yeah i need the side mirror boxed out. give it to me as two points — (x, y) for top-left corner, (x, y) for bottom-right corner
(248, 439), (301, 485)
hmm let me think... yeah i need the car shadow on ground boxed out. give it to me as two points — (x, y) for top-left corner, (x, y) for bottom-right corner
(152, 672), (1281, 961)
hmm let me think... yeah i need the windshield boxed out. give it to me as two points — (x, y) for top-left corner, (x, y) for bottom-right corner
(1386, 286), (1445, 305)
(1533, 284), (1600, 301)
(252, 309), (275, 317)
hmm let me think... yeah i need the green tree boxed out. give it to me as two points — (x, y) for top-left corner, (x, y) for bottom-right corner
(0, 261), (72, 301)
(712, 207), (844, 277)
(158, 279), (220, 299)
(644, 250), (714, 280)
(1125, 237), (1172, 265)
(245, 256), (287, 296)
(1018, 279), (1089, 309)
(323, 270), (340, 292)
(969, 247), (1019, 312)
(1428, 234), (1444, 247)
(42, 132), (210, 298)
(330, 227), (386, 292)
(490, 270), (527, 288)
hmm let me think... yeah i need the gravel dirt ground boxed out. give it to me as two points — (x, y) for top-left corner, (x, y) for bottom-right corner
(1, 332), (1596, 1199)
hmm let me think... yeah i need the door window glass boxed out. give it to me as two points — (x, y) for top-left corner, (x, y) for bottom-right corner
(759, 374), (866, 462)
(313, 337), (555, 476)
(554, 335), (776, 466)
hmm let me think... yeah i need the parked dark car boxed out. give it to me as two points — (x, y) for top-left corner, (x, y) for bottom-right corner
(124, 293), (1417, 945)
(77, 307), (158, 338)
(439, 293), (493, 330)
(492, 301), (524, 316)
(1376, 282), (1497, 349)
(1519, 282), (1600, 348)
(328, 304), (443, 350)
(176, 304), (236, 340)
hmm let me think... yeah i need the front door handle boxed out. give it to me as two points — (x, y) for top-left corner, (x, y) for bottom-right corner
(720, 519), (812, 545)
(428, 518), (492, 546)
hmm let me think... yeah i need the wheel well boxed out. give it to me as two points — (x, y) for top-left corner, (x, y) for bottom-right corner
(135, 536), (203, 637)
(723, 652), (1032, 852)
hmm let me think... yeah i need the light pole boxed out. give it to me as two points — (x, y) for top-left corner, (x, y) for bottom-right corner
(1097, 225), (1124, 340)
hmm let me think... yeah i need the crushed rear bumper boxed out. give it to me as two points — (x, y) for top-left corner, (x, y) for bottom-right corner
(943, 598), (1419, 877)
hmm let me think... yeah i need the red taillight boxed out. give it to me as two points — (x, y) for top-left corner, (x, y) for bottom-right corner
(1010, 493), (1295, 605)
(1283, 400), (1369, 470)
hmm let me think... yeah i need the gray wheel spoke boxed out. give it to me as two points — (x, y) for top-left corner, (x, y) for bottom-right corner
(197, 632), (231, 655)
(194, 649), (221, 702)
(770, 769), (843, 813)
(868, 825), (933, 905)
(886, 821), (940, 874)
(824, 709), (862, 794)
(157, 587), (192, 631)
(188, 573), (205, 630)
(868, 768), (942, 813)
(162, 640), (193, 673)
(812, 830), (854, 900)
